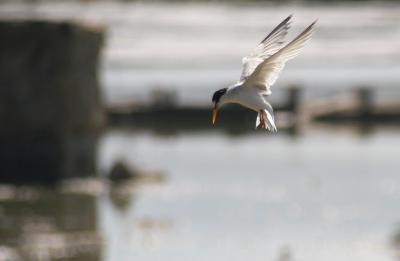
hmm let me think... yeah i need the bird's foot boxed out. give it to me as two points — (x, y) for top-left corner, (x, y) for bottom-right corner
(257, 110), (266, 129)
(257, 121), (266, 129)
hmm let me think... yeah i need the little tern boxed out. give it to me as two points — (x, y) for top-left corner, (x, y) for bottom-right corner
(211, 15), (316, 132)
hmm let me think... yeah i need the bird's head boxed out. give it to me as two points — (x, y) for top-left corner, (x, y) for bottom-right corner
(211, 88), (228, 125)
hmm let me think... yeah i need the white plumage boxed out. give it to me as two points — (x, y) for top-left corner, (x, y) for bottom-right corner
(212, 15), (316, 132)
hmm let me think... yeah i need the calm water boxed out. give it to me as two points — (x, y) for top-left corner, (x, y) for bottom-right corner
(1, 127), (400, 261)
(97, 128), (400, 261)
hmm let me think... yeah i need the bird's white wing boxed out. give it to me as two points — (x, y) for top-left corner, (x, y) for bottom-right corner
(243, 21), (316, 95)
(240, 15), (292, 81)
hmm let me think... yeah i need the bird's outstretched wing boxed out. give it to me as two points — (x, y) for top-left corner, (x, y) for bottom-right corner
(243, 21), (316, 95)
(240, 15), (292, 81)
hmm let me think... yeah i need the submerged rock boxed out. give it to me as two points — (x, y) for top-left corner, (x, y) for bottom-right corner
(108, 161), (135, 182)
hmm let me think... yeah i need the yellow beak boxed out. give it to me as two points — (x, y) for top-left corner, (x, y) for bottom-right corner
(212, 104), (218, 125)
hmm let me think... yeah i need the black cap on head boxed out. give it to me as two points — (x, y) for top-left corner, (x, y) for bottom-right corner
(212, 88), (228, 104)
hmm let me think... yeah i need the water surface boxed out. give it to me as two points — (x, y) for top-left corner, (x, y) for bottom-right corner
(97, 127), (400, 261)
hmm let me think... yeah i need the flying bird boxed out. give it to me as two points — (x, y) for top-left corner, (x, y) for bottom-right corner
(211, 15), (316, 132)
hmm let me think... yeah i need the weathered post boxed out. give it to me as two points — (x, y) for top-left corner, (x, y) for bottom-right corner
(356, 87), (373, 120)
(0, 21), (105, 183)
(284, 85), (302, 136)
(286, 85), (301, 115)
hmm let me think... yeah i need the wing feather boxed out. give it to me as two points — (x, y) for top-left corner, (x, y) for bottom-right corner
(243, 21), (316, 94)
(240, 15), (292, 81)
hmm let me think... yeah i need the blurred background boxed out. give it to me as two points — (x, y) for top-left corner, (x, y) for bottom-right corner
(0, 0), (400, 260)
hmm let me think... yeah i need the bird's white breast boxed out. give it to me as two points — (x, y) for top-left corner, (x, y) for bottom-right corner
(222, 85), (268, 112)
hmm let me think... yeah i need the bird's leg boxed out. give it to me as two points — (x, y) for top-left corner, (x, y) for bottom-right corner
(257, 110), (266, 129)
(260, 111), (266, 128)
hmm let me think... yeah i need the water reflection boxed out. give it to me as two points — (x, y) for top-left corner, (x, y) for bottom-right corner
(276, 246), (293, 261)
(0, 172), (164, 260)
(0, 186), (102, 261)
(108, 184), (134, 212)
(391, 225), (400, 261)
(0, 134), (99, 184)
